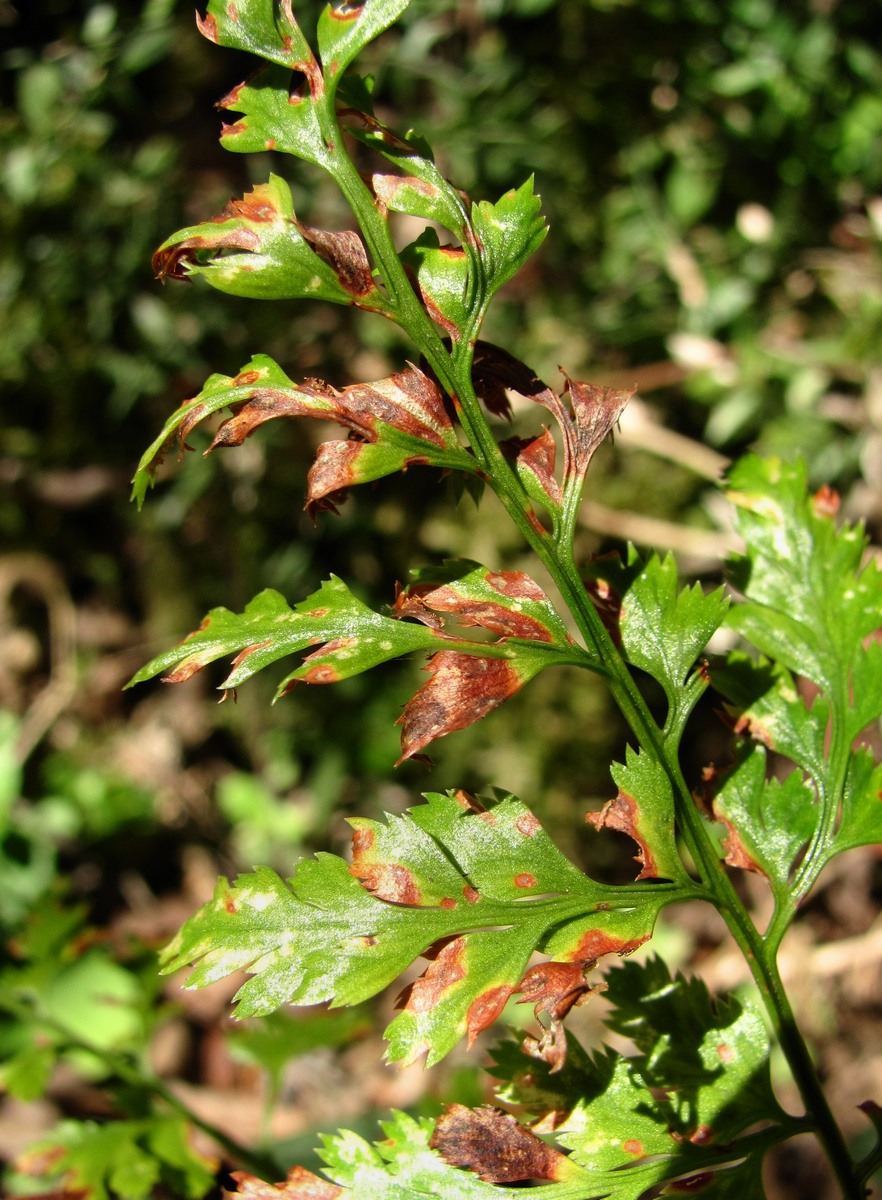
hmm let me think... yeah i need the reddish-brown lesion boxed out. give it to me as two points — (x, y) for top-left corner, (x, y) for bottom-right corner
(396, 936), (467, 1014)
(466, 985), (513, 1045)
(396, 654), (525, 762)
(429, 1104), (574, 1183)
(586, 789), (663, 880)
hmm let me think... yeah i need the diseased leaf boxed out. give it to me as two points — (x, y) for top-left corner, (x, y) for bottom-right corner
(711, 653), (828, 780)
(131, 357), (475, 509)
(160, 792), (680, 1067)
(394, 560), (573, 645)
(223, 1166), (343, 1199)
(129, 565), (583, 760)
(197, 0), (314, 68)
(587, 747), (687, 883)
(710, 744), (818, 894)
(216, 63), (332, 165)
(429, 1105), (577, 1183)
(400, 229), (470, 339)
(316, 0), (411, 88)
(153, 176), (386, 308)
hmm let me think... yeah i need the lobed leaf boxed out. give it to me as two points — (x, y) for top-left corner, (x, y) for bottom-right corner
(131, 356), (475, 510)
(470, 177), (548, 301)
(587, 746), (687, 883)
(216, 63), (333, 165)
(197, 0), (315, 69)
(129, 565), (583, 760)
(586, 547), (727, 726)
(399, 229), (470, 339)
(710, 744), (818, 894)
(153, 175), (386, 308)
(160, 791), (681, 1067)
(316, 0), (411, 89)
(725, 455), (882, 696)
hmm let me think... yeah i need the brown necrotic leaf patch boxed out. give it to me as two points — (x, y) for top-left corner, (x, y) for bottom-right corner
(429, 1105), (572, 1183)
(587, 790), (660, 880)
(298, 224), (375, 297)
(466, 985), (514, 1045)
(223, 1166), (342, 1199)
(396, 654), (526, 763)
(396, 936), (467, 1014)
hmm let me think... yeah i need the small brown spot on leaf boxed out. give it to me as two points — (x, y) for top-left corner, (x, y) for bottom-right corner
(689, 1125), (714, 1145)
(439, 897), (457, 910)
(463, 885), (480, 903)
(813, 484), (839, 518)
(514, 873), (537, 889)
(224, 895), (237, 914)
(515, 813), (541, 837)
(349, 861), (422, 906)
(717, 1043), (734, 1063)
(430, 1105), (572, 1183)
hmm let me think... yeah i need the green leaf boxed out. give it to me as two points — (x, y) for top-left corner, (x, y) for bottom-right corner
(587, 747), (687, 884)
(152, 175), (384, 307)
(160, 792), (679, 1067)
(602, 958), (788, 1143)
(470, 177), (548, 301)
(216, 63), (333, 166)
(126, 578), (444, 692)
(711, 653), (828, 780)
(197, 0), (314, 68)
(399, 228), (470, 338)
(711, 743), (818, 895)
(725, 456), (882, 697)
(587, 548), (727, 724)
(131, 357), (475, 509)
(830, 748), (882, 856)
(317, 0), (411, 87)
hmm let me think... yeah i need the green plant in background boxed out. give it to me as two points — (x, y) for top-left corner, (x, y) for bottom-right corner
(97, 1), (882, 1196)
